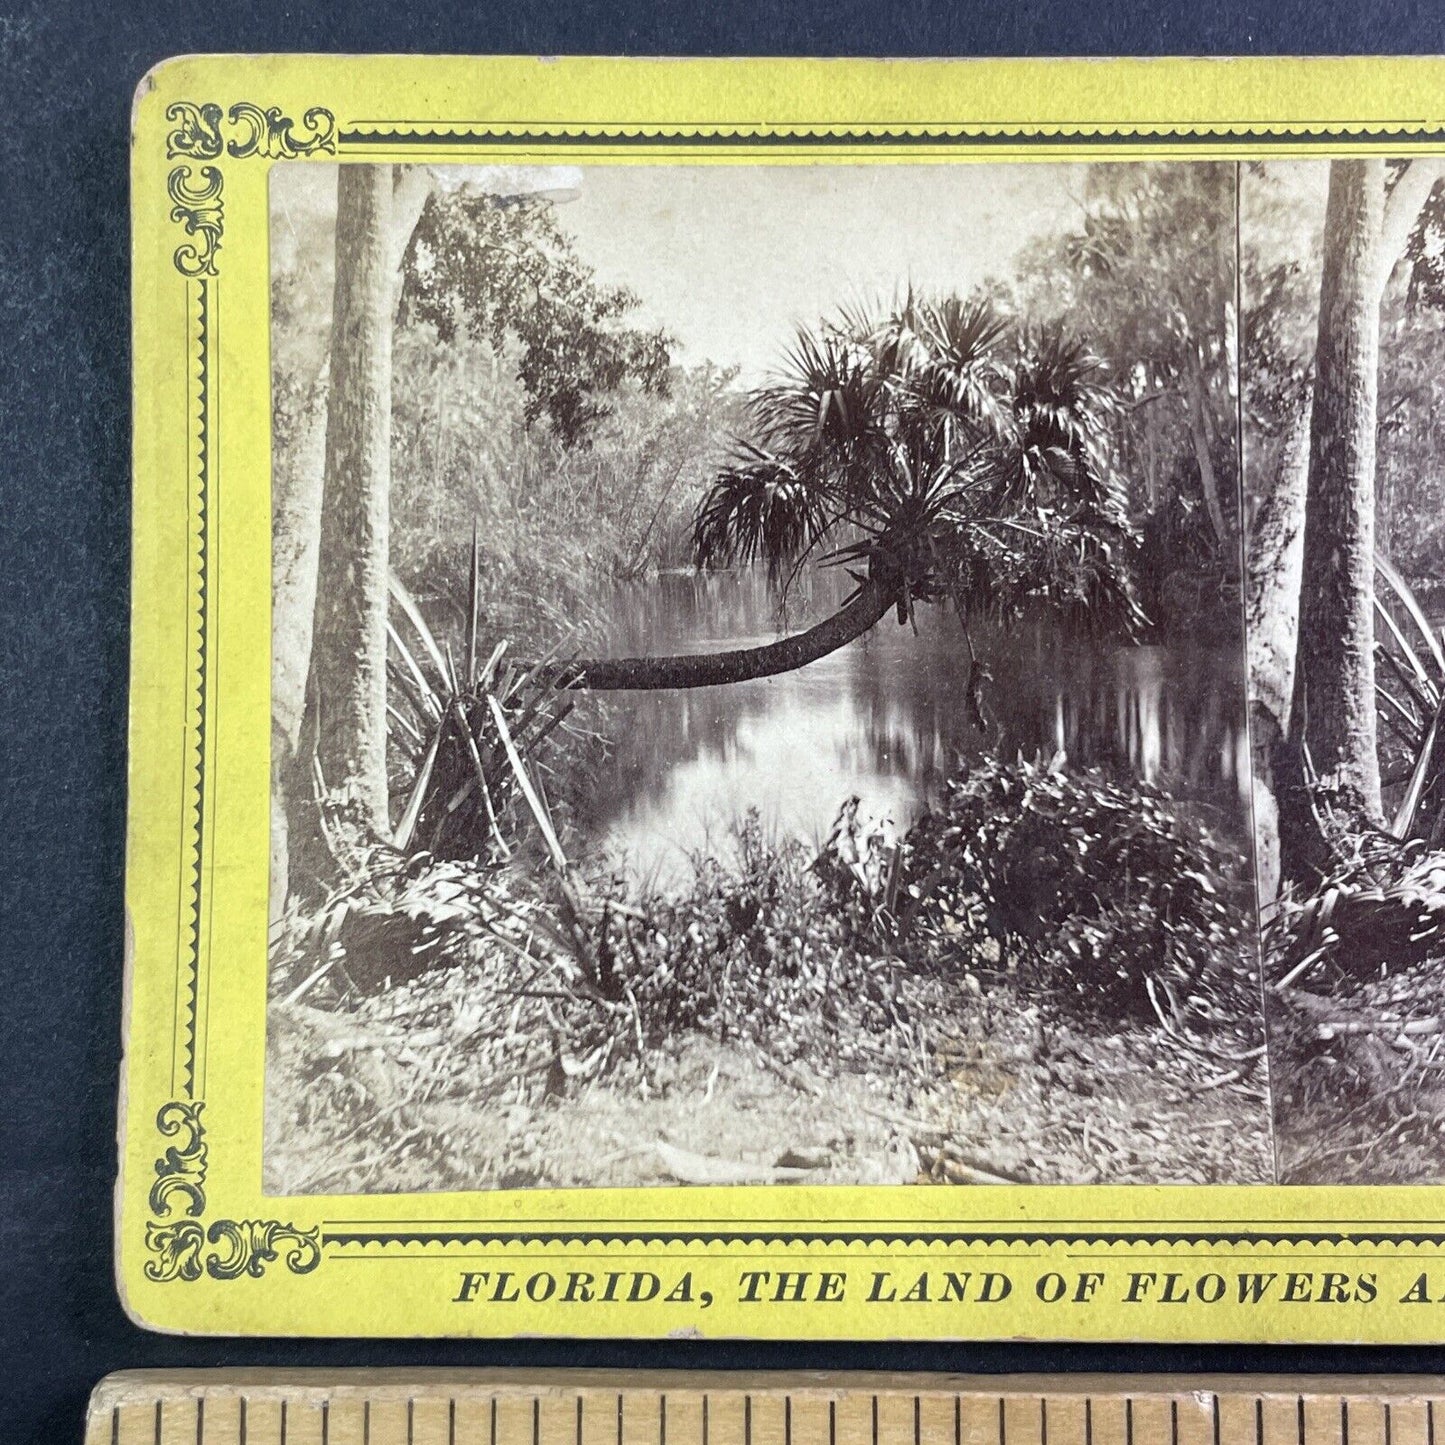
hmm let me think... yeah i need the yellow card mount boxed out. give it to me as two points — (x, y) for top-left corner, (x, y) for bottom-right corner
(125, 53), (1445, 1340)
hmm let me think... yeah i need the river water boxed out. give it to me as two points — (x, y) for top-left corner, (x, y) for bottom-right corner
(574, 567), (1252, 886)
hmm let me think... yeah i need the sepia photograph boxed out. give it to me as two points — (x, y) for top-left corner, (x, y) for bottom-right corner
(262, 159), (1272, 1194)
(1243, 157), (1445, 1183)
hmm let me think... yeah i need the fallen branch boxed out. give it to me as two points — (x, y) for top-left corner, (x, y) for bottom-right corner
(652, 1141), (811, 1186)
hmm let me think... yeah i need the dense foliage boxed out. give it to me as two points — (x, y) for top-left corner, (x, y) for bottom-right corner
(897, 758), (1253, 1020)
(275, 760), (1256, 1093)
(388, 333), (745, 649)
(1015, 164), (1243, 630)
(599, 812), (903, 1057)
(695, 298), (1144, 630)
(271, 176), (748, 661)
(398, 192), (673, 444)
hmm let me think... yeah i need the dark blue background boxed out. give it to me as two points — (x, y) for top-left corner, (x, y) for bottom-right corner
(5, 7), (1445, 1443)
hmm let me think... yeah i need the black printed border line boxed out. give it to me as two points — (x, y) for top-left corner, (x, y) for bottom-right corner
(324, 114), (1445, 1266)
(339, 124), (1445, 150)
(322, 1227), (1445, 1250)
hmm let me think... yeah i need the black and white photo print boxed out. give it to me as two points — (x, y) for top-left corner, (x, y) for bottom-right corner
(262, 159), (1276, 1194)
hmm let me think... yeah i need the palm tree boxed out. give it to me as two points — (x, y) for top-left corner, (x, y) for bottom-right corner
(560, 295), (1145, 701)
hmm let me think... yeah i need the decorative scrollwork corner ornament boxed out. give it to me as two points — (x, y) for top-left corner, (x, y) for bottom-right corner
(143, 1101), (322, 1281)
(144, 1219), (206, 1282)
(148, 1099), (207, 1217)
(161, 100), (335, 274)
(206, 1219), (323, 1279)
(168, 165), (224, 277)
(144, 1215), (321, 1284)
(165, 101), (224, 160)
(226, 102), (337, 159)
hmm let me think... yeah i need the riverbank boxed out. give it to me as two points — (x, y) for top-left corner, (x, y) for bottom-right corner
(264, 769), (1269, 1191)
(265, 971), (1271, 1194)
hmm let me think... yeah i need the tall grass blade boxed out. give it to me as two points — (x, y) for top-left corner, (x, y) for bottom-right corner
(487, 692), (569, 874)
(393, 718), (446, 851)
(1378, 639), (1434, 718)
(1393, 714), (1440, 839)
(386, 700), (425, 745)
(1377, 553), (1445, 677)
(1392, 693), (1445, 840)
(519, 700), (575, 754)
(1375, 594), (1441, 711)
(388, 571), (450, 680)
(477, 640), (508, 693)
(467, 520), (481, 691)
(1377, 682), (1423, 747)
(450, 696), (512, 859)
(387, 619), (443, 722)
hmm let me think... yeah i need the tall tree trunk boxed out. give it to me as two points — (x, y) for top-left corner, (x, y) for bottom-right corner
(270, 360), (329, 918)
(1279, 158), (1387, 880)
(556, 581), (894, 690)
(311, 164), (395, 834)
(1246, 399), (1311, 904)
(273, 167), (436, 907)
(1184, 366), (1229, 549)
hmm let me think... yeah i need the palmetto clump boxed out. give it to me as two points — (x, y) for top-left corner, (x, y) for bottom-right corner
(697, 298), (1143, 619)
(1274, 842), (1445, 990)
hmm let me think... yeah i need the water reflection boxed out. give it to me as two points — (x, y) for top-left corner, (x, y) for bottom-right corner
(574, 568), (1251, 886)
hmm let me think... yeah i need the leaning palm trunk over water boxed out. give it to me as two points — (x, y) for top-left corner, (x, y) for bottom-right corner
(549, 296), (1145, 696)
(555, 579), (894, 690)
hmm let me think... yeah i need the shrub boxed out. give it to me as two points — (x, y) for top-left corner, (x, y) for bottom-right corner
(594, 811), (902, 1058)
(895, 757), (1252, 1019)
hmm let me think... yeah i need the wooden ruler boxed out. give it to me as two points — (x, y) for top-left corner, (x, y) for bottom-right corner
(85, 1372), (1445, 1445)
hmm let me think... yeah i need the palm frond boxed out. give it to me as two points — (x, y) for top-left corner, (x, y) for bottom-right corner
(1377, 553), (1445, 680)
(1008, 326), (1120, 510)
(749, 329), (889, 456)
(692, 296), (1138, 651)
(387, 573), (450, 681)
(693, 444), (835, 579)
(888, 295), (1013, 441)
(382, 565), (572, 863)
(1392, 698), (1445, 840)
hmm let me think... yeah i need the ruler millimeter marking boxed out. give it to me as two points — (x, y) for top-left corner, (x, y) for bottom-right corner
(84, 1373), (1445, 1445)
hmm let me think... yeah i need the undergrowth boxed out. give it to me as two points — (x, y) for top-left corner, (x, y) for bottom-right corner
(272, 759), (1259, 1094)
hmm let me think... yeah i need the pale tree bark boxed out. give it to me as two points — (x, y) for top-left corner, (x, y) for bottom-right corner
(311, 164), (396, 835)
(1280, 157), (1445, 881)
(1246, 400), (1311, 904)
(271, 168), (438, 912)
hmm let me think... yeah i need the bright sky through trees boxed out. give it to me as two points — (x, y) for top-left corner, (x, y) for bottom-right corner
(558, 163), (1099, 381)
